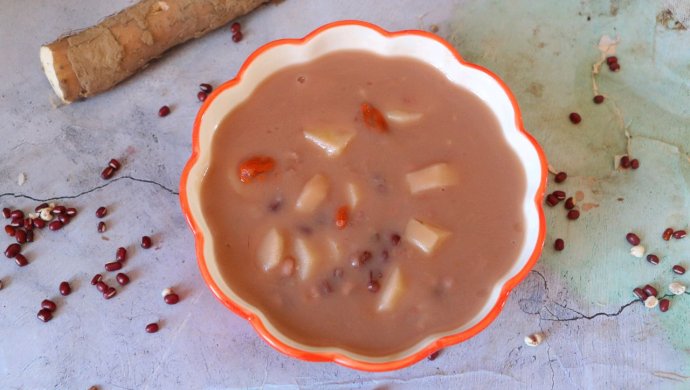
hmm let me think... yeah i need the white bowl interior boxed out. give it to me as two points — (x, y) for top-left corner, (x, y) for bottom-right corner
(185, 24), (544, 364)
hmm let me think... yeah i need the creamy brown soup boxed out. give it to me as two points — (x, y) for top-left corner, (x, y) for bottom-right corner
(200, 51), (526, 356)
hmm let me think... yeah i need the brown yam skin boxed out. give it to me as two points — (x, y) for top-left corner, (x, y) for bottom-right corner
(42, 0), (270, 102)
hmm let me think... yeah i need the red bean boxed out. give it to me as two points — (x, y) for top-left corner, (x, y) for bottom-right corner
(625, 233), (640, 246)
(101, 166), (115, 180)
(141, 235), (152, 249)
(606, 56), (618, 65)
(232, 31), (243, 42)
(57, 214), (70, 225)
(5, 243), (20, 258)
(96, 281), (108, 293)
(164, 293), (180, 305)
(33, 218), (45, 229)
(593, 95), (605, 104)
(116, 273), (130, 286)
(554, 238), (565, 251)
(34, 203), (48, 212)
(66, 207), (78, 216)
(230, 22), (241, 33)
(48, 220), (63, 231)
(568, 112), (581, 124)
(108, 159), (121, 170)
(145, 322), (159, 333)
(350, 251), (372, 268)
(367, 280), (380, 293)
(643, 284), (657, 297)
(23, 218), (33, 230)
(95, 207), (108, 218)
(609, 62), (620, 72)
(199, 83), (213, 93)
(15, 254), (28, 267)
(59, 281), (71, 296)
(103, 287), (117, 300)
(659, 299), (670, 312)
(620, 156), (630, 169)
(567, 210), (580, 220)
(552, 190), (566, 201)
(37, 309), (53, 322)
(554, 172), (567, 183)
(2, 208), (10, 218)
(197, 91), (208, 102)
(428, 350), (440, 361)
(91, 274), (103, 285)
(646, 254), (659, 265)
(52, 206), (66, 215)
(630, 159), (639, 169)
(662, 228), (674, 241)
(9, 217), (21, 227)
(633, 287), (647, 300)
(97, 221), (106, 233)
(5, 225), (16, 237)
(158, 105), (171, 117)
(10, 210), (24, 220)
(672, 265), (686, 275)
(26, 230), (33, 243)
(545, 194), (559, 207)
(15, 229), (26, 244)
(672, 230), (687, 239)
(105, 261), (123, 272)
(116, 247), (127, 262)
(41, 299), (57, 312)
(564, 197), (575, 210)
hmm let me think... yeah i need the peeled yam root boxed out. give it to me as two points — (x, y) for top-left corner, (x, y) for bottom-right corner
(40, 0), (271, 103)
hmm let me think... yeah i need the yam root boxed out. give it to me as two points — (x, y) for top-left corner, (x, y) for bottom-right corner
(40, 0), (271, 103)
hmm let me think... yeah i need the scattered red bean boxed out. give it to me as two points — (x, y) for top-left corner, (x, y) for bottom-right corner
(23, 218), (33, 230)
(145, 322), (159, 333)
(37, 309), (53, 322)
(672, 230), (687, 239)
(96, 281), (108, 293)
(9, 217), (21, 227)
(568, 112), (581, 124)
(141, 235), (152, 249)
(41, 299), (57, 312)
(625, 233), (641, 246)
(15, 229), (27, 244)
(5, 225), (16, 237)
(564, 197), (575, 210)
(545, 194), (559, 207)
(672, 265), (686, 275)
(620, 156), (630, 169)
(66, 208), (78, 217)
(101, 166), (115, 180)
(606, 56), (618, 65)
(593, 95), (605, 104)
(158, 105), (171, 117)
(567, 210), (580, 220)
(391, 234), (401, 245)
(230, 22), (241, 33)
(5, 243), (21, 258)
(609, 62), (620, 72)
(95, 207), (108, 218)
(646, 254), (659, 265)
(108, 159), (121, 170)
(630, 159), (640, 169)
(97, 221), (106, 233)
(350, 251), (372, 268)
(26, 230), (33, 243)
(34, 203), (48, 212)
(116, 247), (127, 262)
(33, 218), (45, 229)
(105, 261), (123, 272)
(643, 284), (658, 297)
(428, 350), (440, 361)
(10, 210), (24, 220)
(197, 91), (208, 102)
(164, 293), (180, 305)
(103, 287), (117, 300)
(2, 208), (10, 218)
(15, 254), (28, 267)
(116, 273), (130, 286)
(659, 298), (670, 313)
(367, 280), (380, 293)
(554, 238), (565, 251)
(232, 31), (243, 42)
(91, 274), (103, 285)
(662, 228), (674, 241)
(48, 220), (63, 231)
(554, 172), (567, 183)
(633, 287), (647, 300)
(199, 83), (213, 94)
(59, 281), (71, 296)
(57, 214), (70, 225)
(52, 206), (66, 215)
(552, 190), (566, 201)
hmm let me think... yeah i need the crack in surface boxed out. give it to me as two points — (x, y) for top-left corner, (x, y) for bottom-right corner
(0, 175), (178, 202)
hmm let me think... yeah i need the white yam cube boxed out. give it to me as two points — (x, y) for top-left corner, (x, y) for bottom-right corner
(346, 182), (360, 209)
(294, 238), (318, 280)
(295, 174), (329, 213)
(303, 128), (355, 157)
(378, 267), (404, 311)
(406, 163), (457, 194)
(404, 219), (451, 255)
(325, 238), (343, 262)
(385, 110), (423, 124)
(257, 228), (284, 271)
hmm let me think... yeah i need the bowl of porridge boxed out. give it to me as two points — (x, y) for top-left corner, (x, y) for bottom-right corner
(180, 20), (548, 371)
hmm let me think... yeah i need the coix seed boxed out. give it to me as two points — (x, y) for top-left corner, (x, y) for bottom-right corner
(644, 295), (658, 309)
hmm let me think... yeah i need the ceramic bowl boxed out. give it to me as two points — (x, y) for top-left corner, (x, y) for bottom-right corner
(180, 20), (548, 371)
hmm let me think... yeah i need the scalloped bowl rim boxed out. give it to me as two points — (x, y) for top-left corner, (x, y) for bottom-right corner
(179, 20), (548, 371)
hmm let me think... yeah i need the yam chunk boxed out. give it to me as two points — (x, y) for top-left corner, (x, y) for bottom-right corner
(257, 228), (284, 271)
(406, 163), (457, 194)
(403, 219), (451, 255)
(385, 110), (423, 124)
(294, 238), (318, 280)
(303, 128), (355, 157)
(295, 174), (329, 213)
(346, 182), (360, 209)
(378, 267), (404, 311)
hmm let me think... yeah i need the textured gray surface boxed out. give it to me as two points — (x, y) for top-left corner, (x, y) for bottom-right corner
(1, 1), (689, 389)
